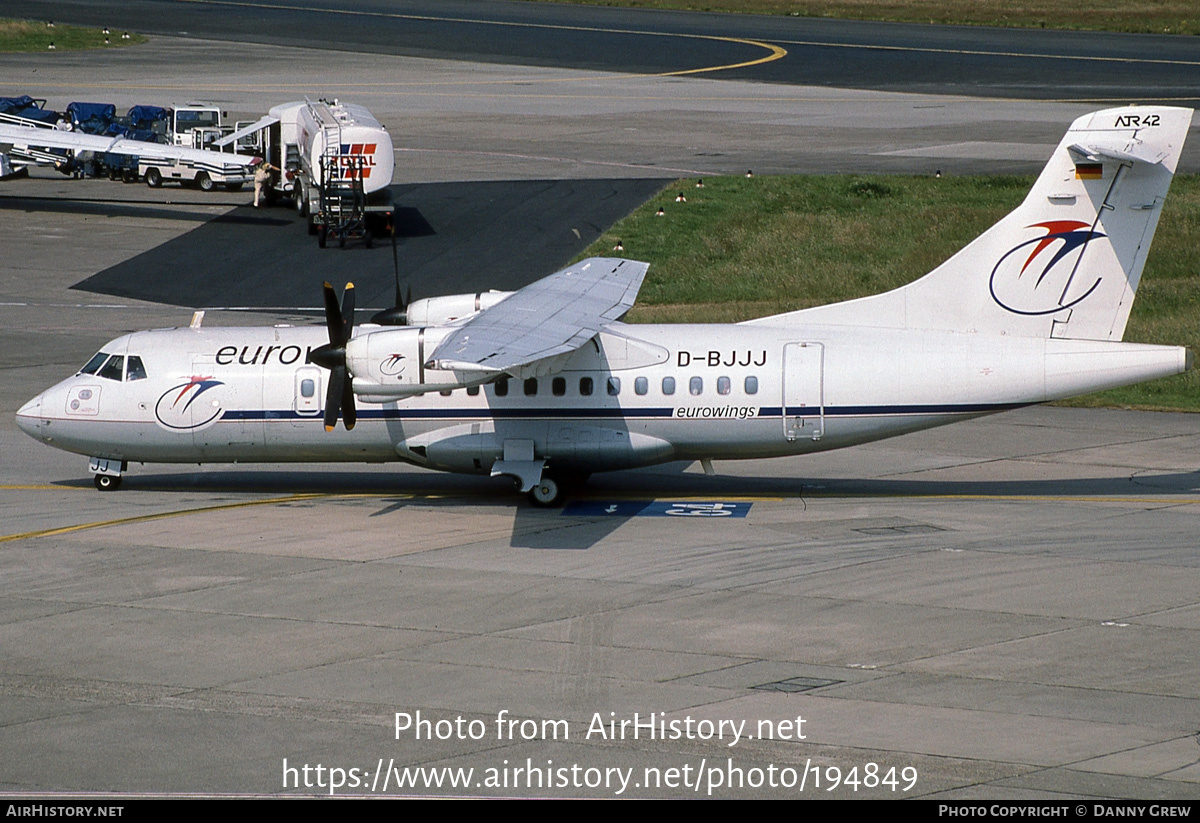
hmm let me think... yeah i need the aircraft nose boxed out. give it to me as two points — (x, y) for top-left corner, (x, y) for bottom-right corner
(15, 393), (45, 440)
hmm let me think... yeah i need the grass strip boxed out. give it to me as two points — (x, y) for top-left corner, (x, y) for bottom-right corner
(523, 1), (1200, 36)
(0, 19), (146, 52)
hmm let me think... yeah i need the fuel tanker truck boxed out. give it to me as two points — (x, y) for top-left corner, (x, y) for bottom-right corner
(218, 98), (395, 247)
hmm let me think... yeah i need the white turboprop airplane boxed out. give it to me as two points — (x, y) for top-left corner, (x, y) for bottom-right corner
(15, 106), (1195, 505)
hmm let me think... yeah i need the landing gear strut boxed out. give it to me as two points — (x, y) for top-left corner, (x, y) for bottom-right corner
(89, 457), (125, 491)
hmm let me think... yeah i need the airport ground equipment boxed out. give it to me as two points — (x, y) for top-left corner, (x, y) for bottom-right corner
(216, 98), (395, 246)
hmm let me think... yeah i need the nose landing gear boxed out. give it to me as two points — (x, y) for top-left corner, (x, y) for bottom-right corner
(88, 457), (126, 491)
(93, 474), (123, 491)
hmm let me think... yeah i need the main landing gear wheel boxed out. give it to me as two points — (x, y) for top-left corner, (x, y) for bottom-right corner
(94, 474), (122, 491)
(528, 476), (563, 508)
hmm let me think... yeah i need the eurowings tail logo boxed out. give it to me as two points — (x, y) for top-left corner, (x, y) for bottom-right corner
(989, 220), (1106, 316)
(155, 375), (225, 431)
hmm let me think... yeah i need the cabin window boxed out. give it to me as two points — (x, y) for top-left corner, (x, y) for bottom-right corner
(300, 378), (316, 398)
(552, 377), (566, 397)
(467, 385), (480, 396)
(580, 377), (593, 396)
(79, 351), (109, 375)
(745, 376), (759, 395)
(717, 376), (731, 395)
(126, 356), (148, 381)
(524, 378), (538, 396)
(493, 377), (509, 397)
(689, 376), (703, 396)
(98, 355), (125, 382)
(635, 376), (648, 396)
(607, 377), (621, 396)
(662, 376), (676, 395)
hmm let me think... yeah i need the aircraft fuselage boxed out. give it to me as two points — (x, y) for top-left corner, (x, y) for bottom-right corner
(16, 321), (1187, 479)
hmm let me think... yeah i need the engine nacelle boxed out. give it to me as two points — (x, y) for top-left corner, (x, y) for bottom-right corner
(347, 326), (491, 399)
(405, 291), (512, 326)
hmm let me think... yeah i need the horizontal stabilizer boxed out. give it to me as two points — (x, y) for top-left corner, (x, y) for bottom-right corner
(1068, 138), (1169, 166)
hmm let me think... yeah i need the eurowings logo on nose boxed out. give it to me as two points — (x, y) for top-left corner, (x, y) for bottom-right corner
(155, 375), (225, 430)
(989, 220), (1107, 316)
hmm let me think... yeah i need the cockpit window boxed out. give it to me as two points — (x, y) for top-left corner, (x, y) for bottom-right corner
(97, 355), (125, 382)
(79, 351), (109, 375)
(126, 356), (148, 381)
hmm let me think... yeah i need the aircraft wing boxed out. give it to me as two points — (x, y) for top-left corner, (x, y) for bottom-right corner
(0, 123), (256, 168)
(427, 257), (648, 375)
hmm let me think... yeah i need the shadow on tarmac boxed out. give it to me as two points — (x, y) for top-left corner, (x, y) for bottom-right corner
(70, 178), (670, 309)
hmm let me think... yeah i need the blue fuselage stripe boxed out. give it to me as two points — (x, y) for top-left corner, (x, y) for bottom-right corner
(219, 402), (1028, 422)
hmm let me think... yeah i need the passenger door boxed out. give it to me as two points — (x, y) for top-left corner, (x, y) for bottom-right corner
(782, 342), (824, 441)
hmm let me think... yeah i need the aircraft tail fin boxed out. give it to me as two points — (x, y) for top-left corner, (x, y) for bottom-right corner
(749, 106), (1192, 341)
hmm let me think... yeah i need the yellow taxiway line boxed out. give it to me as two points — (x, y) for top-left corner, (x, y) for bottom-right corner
(177, 0), (787, 78)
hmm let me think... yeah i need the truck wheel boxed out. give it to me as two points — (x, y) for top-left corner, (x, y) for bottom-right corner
(295, 183), (308, 216)
(317, 225), (327, 248)
(145, 167), (162, 188)
(196, 172), (214, 192)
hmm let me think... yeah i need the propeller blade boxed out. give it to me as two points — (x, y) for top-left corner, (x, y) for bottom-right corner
(340, 282), (355, 339)
(324, 366), (344, 432)
(370, 229), (411, 326)
(322, 281), (343, 344)
(314, 283), (359, 430)
(341, 372), (357, 431)
(391, 224), (401, 307)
